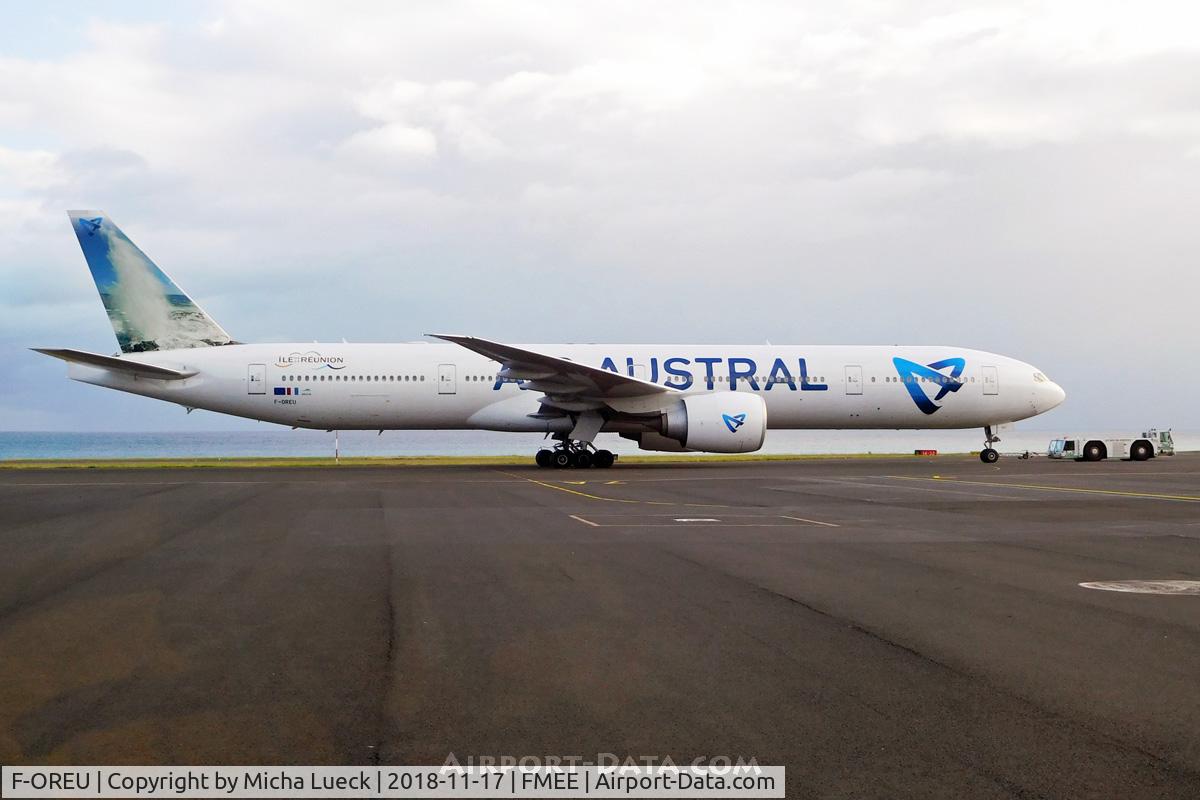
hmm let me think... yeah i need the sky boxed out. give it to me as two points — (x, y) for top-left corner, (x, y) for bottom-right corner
(1, 0), (1198, 432)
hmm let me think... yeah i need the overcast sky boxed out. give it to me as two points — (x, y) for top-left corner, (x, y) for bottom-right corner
(2, 1), (1198, 431)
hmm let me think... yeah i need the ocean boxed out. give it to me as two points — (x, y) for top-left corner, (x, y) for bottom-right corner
(1, 429), (1194, 460)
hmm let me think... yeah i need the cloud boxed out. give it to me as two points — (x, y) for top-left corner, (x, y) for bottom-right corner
(0, 145), (68, 190)
(335, 122), (438, 164)
(1, 0), (1199, 430)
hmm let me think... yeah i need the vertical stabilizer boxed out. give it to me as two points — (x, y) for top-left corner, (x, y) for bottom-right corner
(67, 211), (233, 353)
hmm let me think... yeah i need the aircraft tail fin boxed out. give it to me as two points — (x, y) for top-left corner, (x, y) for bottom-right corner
(67, 211), (234, 353)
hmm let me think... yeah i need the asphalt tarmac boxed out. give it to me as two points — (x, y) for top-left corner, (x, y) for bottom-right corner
(1, 454), (1199, 798)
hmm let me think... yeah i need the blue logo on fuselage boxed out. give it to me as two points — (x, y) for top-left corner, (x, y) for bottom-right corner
(723, 413), (747, 433)
(893, 357), (965, 415)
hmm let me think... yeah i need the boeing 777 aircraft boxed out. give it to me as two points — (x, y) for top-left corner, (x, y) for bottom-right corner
(38, 212), (1066, 467)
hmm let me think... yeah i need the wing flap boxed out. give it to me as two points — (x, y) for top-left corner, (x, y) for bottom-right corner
(33, 348), (197, 379)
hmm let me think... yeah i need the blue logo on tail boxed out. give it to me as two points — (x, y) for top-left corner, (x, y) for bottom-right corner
(723, 413), (747, 433)
(81, 217), (102, 236)
(893, 357), (965, 415)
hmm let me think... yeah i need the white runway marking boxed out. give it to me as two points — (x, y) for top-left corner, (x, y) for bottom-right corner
(779, 515), (840, 528)
(564, 513), (834, 528)
(1079, 580), (1200, 595)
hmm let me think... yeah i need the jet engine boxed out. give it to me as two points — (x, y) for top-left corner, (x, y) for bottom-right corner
(651, 392), (768, 453)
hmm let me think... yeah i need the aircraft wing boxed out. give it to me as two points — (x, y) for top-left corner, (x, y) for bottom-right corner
(33, 348), (197, 380)
(428, 335), (677, 409)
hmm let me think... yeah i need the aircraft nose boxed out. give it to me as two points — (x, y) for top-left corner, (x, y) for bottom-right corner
(1041, 381), (1066, 411)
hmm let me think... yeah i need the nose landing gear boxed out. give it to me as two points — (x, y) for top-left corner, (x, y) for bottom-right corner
(980, 425), (1001, 463)
(535, 441), (616, 469)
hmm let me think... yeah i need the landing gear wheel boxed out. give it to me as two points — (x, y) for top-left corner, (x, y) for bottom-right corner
(551, 450), (572, 469)
(535, 449), (553, 468)
(594, 449), (615, 469)
(573, 451), (593, 469)
(980, 448), (1000, 464)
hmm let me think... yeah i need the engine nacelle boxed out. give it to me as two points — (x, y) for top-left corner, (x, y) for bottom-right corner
(661, 393), (768, 453)
(634, 431), (691, 452)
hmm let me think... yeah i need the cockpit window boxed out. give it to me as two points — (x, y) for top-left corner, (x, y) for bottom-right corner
(1033, 372), (1048, 383)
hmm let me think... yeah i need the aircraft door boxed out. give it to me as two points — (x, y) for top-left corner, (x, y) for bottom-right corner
(438, 363), (457, 395)
(982, 365), (999, 395)
(248, 363), (266, 395)
(844, 365), (863, 395)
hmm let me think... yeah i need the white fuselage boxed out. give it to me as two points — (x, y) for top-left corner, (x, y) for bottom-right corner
(67, 343), (1065, 433)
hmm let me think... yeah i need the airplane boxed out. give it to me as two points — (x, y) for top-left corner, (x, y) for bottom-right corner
(36, 211), (1066, 467)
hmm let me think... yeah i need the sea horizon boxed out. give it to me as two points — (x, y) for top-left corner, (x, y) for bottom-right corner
(1, 428), (1194, 461)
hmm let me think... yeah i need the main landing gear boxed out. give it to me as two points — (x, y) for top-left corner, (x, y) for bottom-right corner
(979, 424), (1001, 464)
(535, 441), (616, 469)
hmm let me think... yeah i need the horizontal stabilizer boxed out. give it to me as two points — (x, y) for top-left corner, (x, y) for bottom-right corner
(32, 348), (197, 379)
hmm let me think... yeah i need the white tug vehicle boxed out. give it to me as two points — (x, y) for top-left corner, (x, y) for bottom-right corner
(1048, 428), (1175, 462)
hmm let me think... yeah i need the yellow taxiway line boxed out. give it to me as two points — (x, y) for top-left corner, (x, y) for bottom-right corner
(886, 475), (1200, 503)
(499, 471), (728, 508)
